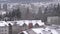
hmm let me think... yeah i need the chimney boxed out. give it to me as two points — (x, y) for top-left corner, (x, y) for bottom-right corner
(28, 23), (33, 29)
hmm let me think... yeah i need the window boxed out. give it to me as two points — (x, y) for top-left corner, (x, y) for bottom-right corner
(5, 30), (7, 31)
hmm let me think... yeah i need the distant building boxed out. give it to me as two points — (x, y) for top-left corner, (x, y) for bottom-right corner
(47, 16), (60, 25)
(0, 10), (6, 15)
(3, 4), (7, 11)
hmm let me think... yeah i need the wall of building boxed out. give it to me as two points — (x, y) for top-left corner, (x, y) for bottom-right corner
(0, 26), (9, 34)
(47, 16), (60, 25)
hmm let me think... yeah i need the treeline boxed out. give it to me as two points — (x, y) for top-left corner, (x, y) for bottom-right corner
(44, 3), (60, 16)
(0, 8), (21, 21)
(0, 3), (60, 21)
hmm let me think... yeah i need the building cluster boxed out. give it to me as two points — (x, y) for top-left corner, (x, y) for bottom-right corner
(0, 17), (60, 34)
(0, 20), (45, 34)
(0, 2), (60, 24)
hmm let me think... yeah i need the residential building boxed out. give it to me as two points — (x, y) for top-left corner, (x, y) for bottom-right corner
(47, 16), (60, 25)
(12, 22), (20, 34)
(0, 26), (9, 34)
(22, 23), (28, 31)
(0, 22), (9, 34)
(33, 23), (40, 28)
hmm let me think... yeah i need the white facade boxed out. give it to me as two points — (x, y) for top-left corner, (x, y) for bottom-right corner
(0, 26), (9, 34)
(47, 16), (60, 25)
(0, 21), (9, 34)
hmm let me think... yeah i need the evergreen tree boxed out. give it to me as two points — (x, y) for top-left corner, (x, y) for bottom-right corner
(5, 8), (21, 20)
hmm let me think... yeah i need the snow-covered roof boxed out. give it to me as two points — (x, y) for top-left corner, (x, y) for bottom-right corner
(17, 20), (45, 26)
(32, 28), (44, 34)
(32, 28), (58, 34)
(0, 20), (45, 26)
(18, 25), (60, 34)
(23, 31), (28, 34)
(0, 21), (8, 26)
(51, 29), (58, 34)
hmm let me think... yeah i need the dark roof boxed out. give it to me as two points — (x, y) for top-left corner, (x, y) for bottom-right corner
(34, 23), (39, 26)
(23, 23), (27, 26)
(8, 23), (12, 26)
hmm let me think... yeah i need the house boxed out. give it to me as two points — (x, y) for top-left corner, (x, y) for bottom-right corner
(47, 16), (60, 25)
(21, 23), (28, 31)
(0, 21), (9, 34)
(12, 22), (20, 34)
(33, 23), (40, 28)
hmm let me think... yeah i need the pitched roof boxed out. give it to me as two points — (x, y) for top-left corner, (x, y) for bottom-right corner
(0, 21), (8, 26)
(22, 23), (27, 26)
(34, 23), (40, 26)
